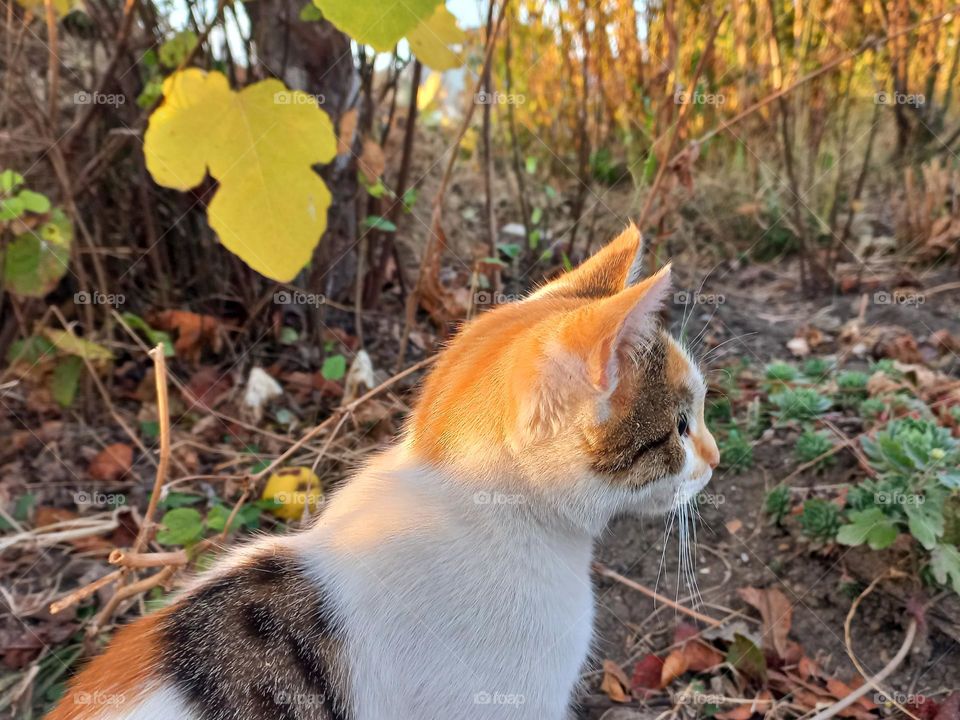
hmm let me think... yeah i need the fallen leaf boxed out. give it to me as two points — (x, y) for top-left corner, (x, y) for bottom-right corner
(725, 518), (744, 535)
(737, 586), (793, 660)
(660, 649), (689, 687)
(261, 467), (323, 521)
(89, 443), (133, 482)
(600, 659), (629, 703)
(149, 310), (222, 361)
(631, 654), (663, 697)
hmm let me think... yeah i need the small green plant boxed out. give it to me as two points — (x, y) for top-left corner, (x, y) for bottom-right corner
(861, 417), (960, 486)
(765, 361), (798, 383)
(706, 396), (733, 426)
(719, 428), (754, 471)
(765, 485), (791, 525)
(835, 370), (870, 408)
(859, 397), (886, 422)
(802, 357), (833, 379)
(794, 428), (834, 468)
(800, 499), (840, 543)
(770, 387), (832, 422)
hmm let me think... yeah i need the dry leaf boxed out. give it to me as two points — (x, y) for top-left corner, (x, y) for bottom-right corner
(337, 108), (358, 155)
(89, 443), (133, 482)
(150, 310), (222, 361)
(725, 518), (744, 535)
(631, 654), (663, 698)
(600, 659), (630, 703)
(737, 586), (793, 660)
(659, 649), (689, 687)
(359, 139), (386, 183)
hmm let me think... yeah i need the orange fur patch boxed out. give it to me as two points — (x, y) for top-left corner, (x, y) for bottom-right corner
(46, 610), (169, 720)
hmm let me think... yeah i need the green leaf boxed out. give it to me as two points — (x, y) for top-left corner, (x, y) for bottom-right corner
(140, 420), (160, 439)
(837, 507), (899, 550)
(642, 153), (658, 186)
(121, 313), (175, 357)
(156, 507), (204, 546)
(2, 209), (73, 297)
(0, 195), (25, 221)
(362, 215), (397, 232)
(904, 495), (945, 550)
(725, 634), (766, 681)
(51, 356), (83, 408)
(930, 544), (960, 594)
(299, 2), (323, 20)
(205, 504), (236, 533)
(313, 0), (442, 52)
(17, 189), (51, 214)
(6, 336), (56, 365)
(321, 354), (347, 381)
(524, 156), (537, 174)
(158, 492), (203, 509)
(498, 242), (522, 260)
(43, 329), (114, 361)
(158, 30), (198, 69)
(0, 169), (25, 192)
(530, 207), (543, 225)
(401, 188), (418, 211)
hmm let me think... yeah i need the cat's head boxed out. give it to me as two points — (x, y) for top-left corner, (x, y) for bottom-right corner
(409, 225), (718, 531)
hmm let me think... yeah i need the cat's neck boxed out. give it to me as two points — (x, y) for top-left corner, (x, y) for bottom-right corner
(312, 443), (600, 551)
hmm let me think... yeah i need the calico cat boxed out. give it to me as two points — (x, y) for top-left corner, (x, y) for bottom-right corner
(48, 225), (719, 720)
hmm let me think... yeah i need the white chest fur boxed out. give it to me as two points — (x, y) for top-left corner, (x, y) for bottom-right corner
(293, 459), (597, 720)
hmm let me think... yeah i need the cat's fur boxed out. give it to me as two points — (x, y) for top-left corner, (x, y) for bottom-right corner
(48, 225), (719, 720)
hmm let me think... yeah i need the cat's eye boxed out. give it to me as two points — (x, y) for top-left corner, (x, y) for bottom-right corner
(677, 413), (689, 437)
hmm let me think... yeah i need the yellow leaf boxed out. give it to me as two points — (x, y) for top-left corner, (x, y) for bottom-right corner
(261, 467), (323, 520)
(144, 69), (337, 282)
(16, 0), (72, 17)
(406, 4), (466, 70)
(417, 72), (444, 111)
(43, 329), (114, 361)
(314, 0), (441, 53)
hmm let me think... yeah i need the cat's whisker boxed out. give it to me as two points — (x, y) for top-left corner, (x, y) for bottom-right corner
(700, 331), (759, 364)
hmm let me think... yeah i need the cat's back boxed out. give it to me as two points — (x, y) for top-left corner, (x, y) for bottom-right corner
(47, 542), (350, 720)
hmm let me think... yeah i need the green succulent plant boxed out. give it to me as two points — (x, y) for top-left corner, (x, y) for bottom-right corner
(765, 485), (791, 525)
(770, 387), (832, 422)
(800, 499), (840, 543)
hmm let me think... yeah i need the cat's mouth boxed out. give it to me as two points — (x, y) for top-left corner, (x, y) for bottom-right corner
(676, 471), (711, 504)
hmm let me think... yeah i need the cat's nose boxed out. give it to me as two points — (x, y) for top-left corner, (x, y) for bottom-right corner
(698, 430), (720, 469)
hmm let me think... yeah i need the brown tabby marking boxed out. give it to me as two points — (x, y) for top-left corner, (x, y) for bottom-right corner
(160, 550), (349, 720)
(584, 332), (692, 482)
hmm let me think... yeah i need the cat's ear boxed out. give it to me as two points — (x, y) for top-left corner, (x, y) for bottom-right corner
(557, 263), (672, 392)
(508, 264), (670, 447)
(529, 223), (645, 300)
